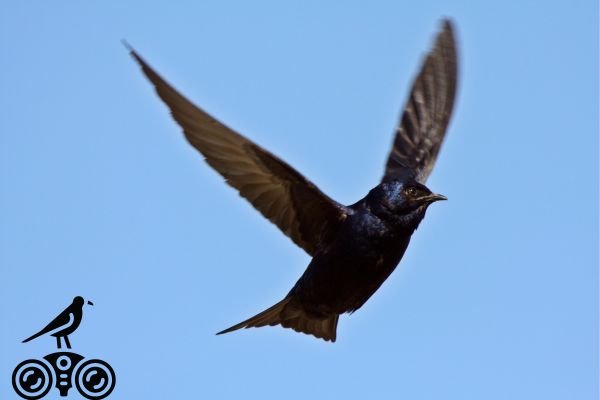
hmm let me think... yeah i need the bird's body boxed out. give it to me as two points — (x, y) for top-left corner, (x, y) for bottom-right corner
(291, 186), (418, 316)
(128, 19), (458, 342)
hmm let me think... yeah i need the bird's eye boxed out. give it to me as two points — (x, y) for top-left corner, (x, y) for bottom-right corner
(406, 187), (418, 196)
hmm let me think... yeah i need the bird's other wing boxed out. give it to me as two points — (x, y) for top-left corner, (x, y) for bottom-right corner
(128, 48), (349, 256)
(383, 19), (458, 184)
(22, 311), (74, 343)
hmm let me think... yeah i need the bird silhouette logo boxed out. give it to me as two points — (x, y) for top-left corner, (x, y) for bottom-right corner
(22, 296), (94, 349)
(13, 297), (116, 400)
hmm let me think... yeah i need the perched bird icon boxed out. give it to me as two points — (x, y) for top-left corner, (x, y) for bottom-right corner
(22, 296), (94, 349)
(128, 19), (457, 342)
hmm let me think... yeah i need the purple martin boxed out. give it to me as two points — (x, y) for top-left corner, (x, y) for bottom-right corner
(128, 20), (457, 342)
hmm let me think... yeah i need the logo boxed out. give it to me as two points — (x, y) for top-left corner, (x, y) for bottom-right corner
(12, 296), (116, 399)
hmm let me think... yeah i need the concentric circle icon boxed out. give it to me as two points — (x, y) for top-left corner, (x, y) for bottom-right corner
(56, 355), (72, 371)
(74, 359), (116, 399)
(12, 359), (53, 400)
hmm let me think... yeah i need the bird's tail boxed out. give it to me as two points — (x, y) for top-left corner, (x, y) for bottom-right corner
(22, 331), (45, 343)
(217, 298), (339, 342)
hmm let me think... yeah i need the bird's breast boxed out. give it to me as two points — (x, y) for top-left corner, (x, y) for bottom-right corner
(291, 213), (412, 314)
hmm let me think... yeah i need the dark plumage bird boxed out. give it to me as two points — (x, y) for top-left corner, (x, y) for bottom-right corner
(128, 20), (457, 342)
(22, 296), (94, 349)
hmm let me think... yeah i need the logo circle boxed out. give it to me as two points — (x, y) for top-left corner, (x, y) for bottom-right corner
(74, 359), (116, 400)
(12, 359), (53, 400)
(56, 355), (72, 371)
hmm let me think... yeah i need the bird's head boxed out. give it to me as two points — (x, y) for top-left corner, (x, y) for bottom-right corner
(366, 180), (446, 227)
(73, 296), (94, 307)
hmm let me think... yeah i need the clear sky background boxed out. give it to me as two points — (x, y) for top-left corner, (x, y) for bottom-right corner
(1, 1), (597, 399)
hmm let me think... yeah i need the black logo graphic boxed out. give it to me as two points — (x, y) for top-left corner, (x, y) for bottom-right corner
(12, 296), (116, 399)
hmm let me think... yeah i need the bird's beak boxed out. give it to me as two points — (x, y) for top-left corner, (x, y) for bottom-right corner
(87, 300), (94, 306)
(419, 193), (447, 203)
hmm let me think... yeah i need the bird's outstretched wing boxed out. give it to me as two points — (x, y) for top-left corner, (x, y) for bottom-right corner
(128, 48), (349, 256)
(383, 19), (458, 183)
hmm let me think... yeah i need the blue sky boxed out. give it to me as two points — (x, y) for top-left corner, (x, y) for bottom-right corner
(1, 1), (597, 399)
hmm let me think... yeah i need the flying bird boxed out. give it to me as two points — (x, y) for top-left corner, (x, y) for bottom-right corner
(22, 296), (94, 348)
(128, 19), (457, 342)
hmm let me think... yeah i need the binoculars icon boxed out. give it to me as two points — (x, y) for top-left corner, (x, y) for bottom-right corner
(12, 352), (116, 399)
